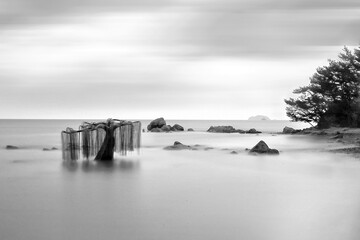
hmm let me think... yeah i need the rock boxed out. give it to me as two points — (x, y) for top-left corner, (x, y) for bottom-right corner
(150, 128), (162, 132)
(187, 128), (194, 132)
(164, 141), (192, 150)
(161, 125), (171, 132)
(230, 151), (238, 154)
(43, 147), (58, 151)
(316, 131), (327, 136)
(147, 118), (185, 132)
(208, 126), (238, 133)
(6, 145), (19, 150)
(330, 133), (344, 139)
(171, 124), (184, 131)
(147, 117), (166, 131)
(246, 128), (262, 134)
(283, 126), (296, 134)
(249, 140), (279, 155)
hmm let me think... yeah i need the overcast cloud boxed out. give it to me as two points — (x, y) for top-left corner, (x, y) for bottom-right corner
(0, 0), (359, 119)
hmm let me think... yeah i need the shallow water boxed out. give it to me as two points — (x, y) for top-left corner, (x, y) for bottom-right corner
(0, 120), (359, 240)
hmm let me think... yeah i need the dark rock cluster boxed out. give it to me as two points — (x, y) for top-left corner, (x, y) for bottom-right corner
(43, 147), (58, 151)
(147, 118), (185, 132)
(6, 145), (19, 150)
(282, 126), (301, 134)
(246, 128), (262, 134)
(207, 126), (261, 134)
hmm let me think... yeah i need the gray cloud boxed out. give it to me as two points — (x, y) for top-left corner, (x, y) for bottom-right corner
(1, 0), (359, 24)
(0, 0), (359, 58)
(173, 9), (360, 58)
(0, 0), (173, 25)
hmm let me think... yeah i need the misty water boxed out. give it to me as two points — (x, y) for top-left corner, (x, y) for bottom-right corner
(0, 120), (360, 240)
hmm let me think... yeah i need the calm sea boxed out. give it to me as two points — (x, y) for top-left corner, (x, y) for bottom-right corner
(0, 119), (359, 240)
(0, 119), (309, 148)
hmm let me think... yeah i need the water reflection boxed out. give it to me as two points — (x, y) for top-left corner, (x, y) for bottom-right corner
(62, 159), (140, 173)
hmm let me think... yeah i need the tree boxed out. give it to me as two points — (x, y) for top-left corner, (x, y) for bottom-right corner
(285, 46), (360, 128)
(61, 118), (141, 161)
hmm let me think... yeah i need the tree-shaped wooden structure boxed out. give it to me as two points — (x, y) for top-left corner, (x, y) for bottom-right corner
(61, 119), (141, 161)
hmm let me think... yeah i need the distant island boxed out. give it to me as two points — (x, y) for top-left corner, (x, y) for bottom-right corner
(248, 115), (271, 121)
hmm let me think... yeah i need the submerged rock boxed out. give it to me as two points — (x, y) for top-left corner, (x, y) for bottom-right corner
(249, 140), (279, 155)
(230, 150), (238, 154)
(187, 128), (194, 132)
(6, 145), (19, 150)
(164, 141), (192, 150)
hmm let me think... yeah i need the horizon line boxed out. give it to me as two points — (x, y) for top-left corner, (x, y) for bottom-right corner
(0, 118), (291, 121)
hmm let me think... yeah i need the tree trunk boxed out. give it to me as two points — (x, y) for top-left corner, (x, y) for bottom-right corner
(95, 128), (115, 161)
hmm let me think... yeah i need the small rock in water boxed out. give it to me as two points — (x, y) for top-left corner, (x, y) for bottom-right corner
(283, 126), (297, 134)
(6, 145), (19, 150)
(246, 128), (262, 134)
(187, 128), (194, 132)
(230, 151), (238, 154)
(171, 124), (184, 132)
(164, 141), (192, 150)
(330, 133), (344, 139)
(249, 140), (279, 155)
(207, 126), (238, 133)
(43, 147), (58, 151)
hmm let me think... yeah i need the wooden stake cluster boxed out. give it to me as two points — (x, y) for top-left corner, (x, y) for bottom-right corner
(61, 119), (141, 161)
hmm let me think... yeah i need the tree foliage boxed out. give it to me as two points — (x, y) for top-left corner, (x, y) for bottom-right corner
(285, 46), (360, 128)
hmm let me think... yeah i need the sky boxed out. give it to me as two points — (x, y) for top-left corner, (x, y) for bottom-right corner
(0, 0), (359, 119)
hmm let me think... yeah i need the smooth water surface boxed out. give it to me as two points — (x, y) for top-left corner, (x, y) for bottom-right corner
(0, 120), (359, 240)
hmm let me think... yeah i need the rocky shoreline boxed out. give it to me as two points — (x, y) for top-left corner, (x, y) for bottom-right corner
(282, 126), (360, 156)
